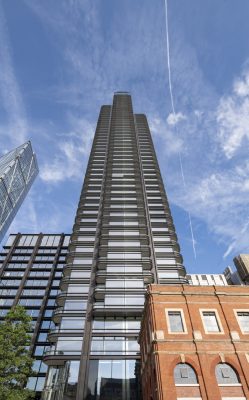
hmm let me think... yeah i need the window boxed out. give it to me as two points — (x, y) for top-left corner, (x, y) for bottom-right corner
(215, 363), (240, 385)
(38, 332), (48, 342)
(166, 310), (186, 333)
(74, 247), (94, 252)
(90, 337), (139, 355)
(36, 377), (46, 392)
(26, 309), (39, 317)
(156, 259), (176, 265)
(41, 320), (55, 329)
(106, 279), (144, 288)
(108, 241), (140, 247)
(108, 231), (139, 236)
(158, 272), (179, 279)
(64, 300), (87, 310)
(19, 298), (42, 306)
(56, 338), (82, 353)
(67, 285), (89, 294)
(34, 346), (45, 356)
(22, 289), (45, 296)
(155, 247), (173, 253)
(87, 359), (139, 399)
(107, 253), (141, 260)
(60, 318), (85, 330)
(109, 221), (138, 226)
(105, 295), (144, 306)
(0, 298), (13, 306)
(153, 237), (171, 242)
(76, 236), (95, 242)
(71, 271), (91, 278)
(174, 363), (198, 385)
(235, 311), (249, 333)
(201, 310), (223, 333)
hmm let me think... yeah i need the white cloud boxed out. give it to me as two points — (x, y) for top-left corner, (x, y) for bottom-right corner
(194, 110), (203, 119)
(223, 218), (249, 258)
(170, 163), (249, 258)
(167, 112), (186, 126)
(234, 71), (249, 97)
(217, 68), (249, 158)
(40, 118), (94, 183)
(149, 115), (183, 155)
(13, 1), (249, 261)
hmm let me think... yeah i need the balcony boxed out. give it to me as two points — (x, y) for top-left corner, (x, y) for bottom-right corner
(95, 269), (154, 284)
(56, 291), (88, 306)
(52, 307), (85, 323)
(93, 302), (145, 317)
(60, 276), (90, 291)
(48, 328), (84, 342)
(43, 348), (80, 366)
(94, 286), (145, 300)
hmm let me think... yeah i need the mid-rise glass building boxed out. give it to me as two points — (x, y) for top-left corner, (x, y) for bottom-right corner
(42, 93), (187, 400)
(0, 141), (38, 242)
(0, 233), (70, 399)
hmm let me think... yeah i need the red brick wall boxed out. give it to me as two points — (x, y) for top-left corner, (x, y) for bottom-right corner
(139, 285), (249, 400)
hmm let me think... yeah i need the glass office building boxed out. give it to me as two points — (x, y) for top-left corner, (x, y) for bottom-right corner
(42, 93), (187, 400)
(0, 141), (38, 242)
(233, 254), (249, 284)
(0, 233), (70, 399)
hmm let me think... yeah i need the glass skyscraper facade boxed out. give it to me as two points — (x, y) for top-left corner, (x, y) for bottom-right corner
(0, 141), (38, 242)
(0, 233), (70, 399)
(42, 93), (186, 400)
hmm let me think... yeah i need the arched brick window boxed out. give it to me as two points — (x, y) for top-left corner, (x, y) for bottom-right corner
(174, 363), (198, 385)
(215, 363), (240, 385)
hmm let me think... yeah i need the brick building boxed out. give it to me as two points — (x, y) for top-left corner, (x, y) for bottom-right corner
(139, 285), (249, 400)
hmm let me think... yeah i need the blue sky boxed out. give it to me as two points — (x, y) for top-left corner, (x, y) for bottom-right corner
(1, 0), (249, 274)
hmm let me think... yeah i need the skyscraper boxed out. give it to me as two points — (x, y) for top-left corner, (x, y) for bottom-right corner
(233, 254), (249, 284)
(42, 93), (187, 400)
(0, 141), (38, 242)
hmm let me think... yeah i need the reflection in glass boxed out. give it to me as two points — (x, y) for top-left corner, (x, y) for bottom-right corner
(43, 361), (80, 400)
(64, 361), (80, 398)
(60, 317), (85, 330)
(85, 359), (141, 400)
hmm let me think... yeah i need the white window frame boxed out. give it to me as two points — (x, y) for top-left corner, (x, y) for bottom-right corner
(165, 308), (187, 334)
(234, 309), (249, 334)
(199, 309), (224, 334)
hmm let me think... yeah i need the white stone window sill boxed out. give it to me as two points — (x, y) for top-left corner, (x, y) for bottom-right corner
(175, 384), (200, 387)
(218, 383), (242, 386)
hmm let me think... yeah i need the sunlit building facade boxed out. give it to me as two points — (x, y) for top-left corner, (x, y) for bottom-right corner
(0, 233), (70, 399)
(186, 273), (228, 286)
(42, 93), (186, 400)
(233, 254), (249, 285)
(223, 255), (249, 286)
(0, 141), (38, 242)
(139, 284), (249, 400)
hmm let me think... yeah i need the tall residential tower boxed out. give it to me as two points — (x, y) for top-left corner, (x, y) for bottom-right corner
(43, 93), (187, 400)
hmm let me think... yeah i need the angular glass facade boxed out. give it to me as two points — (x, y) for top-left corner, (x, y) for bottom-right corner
(42, 93), (187, 400)
(0, 141), (38, 242)
(0, 233), (70, 399)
